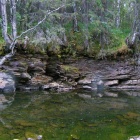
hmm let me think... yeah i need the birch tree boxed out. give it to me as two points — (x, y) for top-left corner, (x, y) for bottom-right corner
(115, 0), (121, 28)
(0, 0), (66, 65)
(73, 0), (78, 32)
(125, 1), (140, 48)
(1, 0), (12, 45)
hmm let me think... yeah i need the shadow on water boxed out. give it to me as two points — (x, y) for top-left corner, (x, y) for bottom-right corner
(0, 90), (140, 140)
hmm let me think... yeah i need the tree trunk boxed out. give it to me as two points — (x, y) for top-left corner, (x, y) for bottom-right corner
(0, 0), (11, 45)
(73, 1), (78, 32)
(10, 0), (17, 39)
(82, 0), (89, 52)
(100, 0), (107, 54)
(126, 1), (140, 48)
(115, 0), (121, 28)
(0, 3), (65, 65)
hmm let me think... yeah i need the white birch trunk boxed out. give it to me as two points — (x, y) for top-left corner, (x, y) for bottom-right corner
(0, 4), (65, 66)
(73, 1), (78, 32)
(10, 0), (17, 39)
(115, 0), (121, 28)
(0, 0), (11, 45)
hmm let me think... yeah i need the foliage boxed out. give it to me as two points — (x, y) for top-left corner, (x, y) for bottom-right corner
(0, 0), (136, 58)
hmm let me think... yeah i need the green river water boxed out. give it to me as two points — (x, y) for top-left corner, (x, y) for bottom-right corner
(0, 90), (140, 140)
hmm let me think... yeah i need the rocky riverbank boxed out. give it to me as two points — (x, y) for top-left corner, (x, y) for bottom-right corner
(0, 53), (140, 93)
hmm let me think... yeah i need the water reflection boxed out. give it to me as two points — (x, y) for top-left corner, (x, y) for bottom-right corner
(0, 90), (139, 140)
(0, 93), (15, 111)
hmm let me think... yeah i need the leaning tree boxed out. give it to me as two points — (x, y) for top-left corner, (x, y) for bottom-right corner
(0, 0), (66, 65)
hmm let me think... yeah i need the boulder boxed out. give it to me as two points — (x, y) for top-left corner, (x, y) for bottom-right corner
(16, 72), (31, 84)
(0, 72), (15, 93)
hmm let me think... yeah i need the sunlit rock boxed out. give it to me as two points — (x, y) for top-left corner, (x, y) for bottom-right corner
(78, 78), (92, 84)
(104, 80), (118, 86)
(128, 136), (140, 140)
(82, 85), (92, 90)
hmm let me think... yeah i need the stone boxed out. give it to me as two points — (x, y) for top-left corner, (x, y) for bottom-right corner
(122, 91), (140, 97)
(78, 78), (92, 84)
(105, 80), (118, 86)
(18, 86), (40, 91)
(105, 75), (131, 80)
(124, 80), (140, 85)
(29, 66), (45, 74)
(31, 75), (53, 85)
(21, 73), (31, 80)
(42, 82), (64, 90)
(128, 136), (140, 140)
(78, 94), (92, 99)
(49, 82), (62, 88)
(0, 72), (15, 93)
(111, 85), (140, 89)
(41, 84), (50, 90)
(104, 92), (118, 97)
(57, 87), (73, 92)
(82, 85), (92, 89)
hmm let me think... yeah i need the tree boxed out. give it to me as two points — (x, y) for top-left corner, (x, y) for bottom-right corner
(0, 0), (66, 65)
(125, 1), (140, 48)
(115, 0), (121, 28)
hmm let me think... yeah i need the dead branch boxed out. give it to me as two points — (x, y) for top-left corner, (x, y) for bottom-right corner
(0, 3), (69, 66)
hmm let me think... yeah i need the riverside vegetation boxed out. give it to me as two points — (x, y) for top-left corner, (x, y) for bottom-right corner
(0, 0), (140, 140)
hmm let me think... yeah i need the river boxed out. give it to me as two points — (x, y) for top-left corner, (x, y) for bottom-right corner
(0, 90), (140, 140)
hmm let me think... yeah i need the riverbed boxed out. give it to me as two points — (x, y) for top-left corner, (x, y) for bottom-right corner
(0, 90), (140, 140)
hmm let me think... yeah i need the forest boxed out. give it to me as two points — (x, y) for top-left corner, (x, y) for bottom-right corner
(0, 0), (140, 60)
(1, 1), (140, 140)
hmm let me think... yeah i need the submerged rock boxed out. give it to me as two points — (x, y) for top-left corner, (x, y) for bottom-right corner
(25, 132), (42, 140)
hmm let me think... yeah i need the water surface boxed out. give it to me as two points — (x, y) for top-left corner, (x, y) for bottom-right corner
(0, 90), (140, 140)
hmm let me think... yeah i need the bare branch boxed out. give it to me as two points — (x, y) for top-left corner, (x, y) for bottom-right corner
(16, 4), (66, 40)
(0, 53), (13, 65)
(0, 3), (71, 66)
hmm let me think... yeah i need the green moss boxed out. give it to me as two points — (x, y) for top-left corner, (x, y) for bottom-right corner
(60, 65), (79, 73)
(15, 120), (35, 127)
